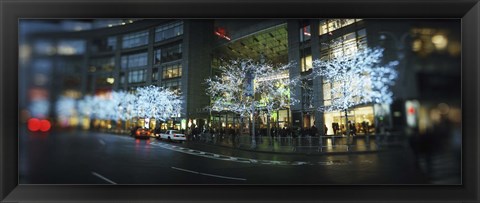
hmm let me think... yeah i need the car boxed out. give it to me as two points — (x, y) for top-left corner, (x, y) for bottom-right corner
(131, 127), (151, 139)
(159, 130), (186, 142)
(152, 127), (162, 138)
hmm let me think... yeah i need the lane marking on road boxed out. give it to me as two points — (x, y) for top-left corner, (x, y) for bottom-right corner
(150, 141), (367, 166)
(171, 167), (246, 181)
(91, 172), (117, 184)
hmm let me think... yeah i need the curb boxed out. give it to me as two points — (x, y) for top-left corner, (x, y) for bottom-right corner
(186, 141), (405, 156)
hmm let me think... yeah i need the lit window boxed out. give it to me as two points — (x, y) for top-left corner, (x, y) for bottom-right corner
(95, 74), (114, 87)
(162, 63), (182, 79)
(57, 40), (86, 55)
(320, 29), (369, 107)
(300, 48), (312, 72)
(90, 57), (115, 72)
(319, 19), (362, 36)
(161, 79), (182, 94)
(320, 29), (367, 60)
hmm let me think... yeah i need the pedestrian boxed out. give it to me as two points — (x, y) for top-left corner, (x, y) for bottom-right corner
(324, 124), (328, 136)
(310, 125), (318, 137)
(349, 122), (356, 136)
(362, 121), (368, 134)
(332, 122), (338, 135)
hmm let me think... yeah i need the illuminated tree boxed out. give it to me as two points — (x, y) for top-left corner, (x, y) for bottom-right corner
(55, 96), (77, 125)
(77, 95), (94, 119)
(311, 47), (398, 135)
(91, 94), (110, 120)
(134, 85), (183, 122)
(206, 59), (298, 145)
(117, 91), (137, 121)
(75, 88), (181, 130)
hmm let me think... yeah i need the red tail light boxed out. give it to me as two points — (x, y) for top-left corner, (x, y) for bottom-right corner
(39, 120), (51, 132)
(28, 118), (41, 131)
(28, 118), (51, 132)
(136, 131), (140, 136)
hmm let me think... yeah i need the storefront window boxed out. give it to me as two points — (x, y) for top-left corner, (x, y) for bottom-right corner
(277, 109), (290, 128)
(324, 106), (374, 135)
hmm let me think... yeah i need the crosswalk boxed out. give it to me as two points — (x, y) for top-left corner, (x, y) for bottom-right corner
(150, 141), (360, 166)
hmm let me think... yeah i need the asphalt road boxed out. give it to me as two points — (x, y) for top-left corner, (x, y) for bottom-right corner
(19, 127), (451, 184)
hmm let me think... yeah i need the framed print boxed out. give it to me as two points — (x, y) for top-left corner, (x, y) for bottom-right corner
(1, 0), (479, 202)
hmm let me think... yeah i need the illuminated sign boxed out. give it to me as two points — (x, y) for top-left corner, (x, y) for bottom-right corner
(181, 119), (187, 130)
(405, 100), (419, 127)
(214, 27), (231, 41)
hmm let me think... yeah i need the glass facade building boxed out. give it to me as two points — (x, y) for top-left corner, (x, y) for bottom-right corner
(22, 19), (460, 136)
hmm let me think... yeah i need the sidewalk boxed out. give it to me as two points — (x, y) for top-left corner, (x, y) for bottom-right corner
(186, 133), (407, 155)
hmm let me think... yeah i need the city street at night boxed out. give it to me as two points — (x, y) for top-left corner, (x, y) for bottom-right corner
(19, 127), (459, 185)
(18, 19), (462, 186)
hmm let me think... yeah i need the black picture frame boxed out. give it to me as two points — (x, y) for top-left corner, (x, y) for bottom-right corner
(1, 0), (479, 202)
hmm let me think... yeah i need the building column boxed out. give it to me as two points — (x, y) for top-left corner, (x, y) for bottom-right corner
(310, 19), (325, 135)
(81, 39), (91, 96)
(146, 27), (155, 85)
(287, 20), (303, 130)
(113, 35), (122, 90)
